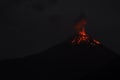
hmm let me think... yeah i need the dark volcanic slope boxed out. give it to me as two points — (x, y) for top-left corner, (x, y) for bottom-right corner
(0, 41), (120, 79)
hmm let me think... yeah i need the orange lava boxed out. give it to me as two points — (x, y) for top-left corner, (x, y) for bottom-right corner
(93, 39), (101, 45)
(72, 18), (100, 45)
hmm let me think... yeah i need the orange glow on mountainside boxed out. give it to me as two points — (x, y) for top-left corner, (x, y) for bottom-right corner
(72, 18), (101, 45)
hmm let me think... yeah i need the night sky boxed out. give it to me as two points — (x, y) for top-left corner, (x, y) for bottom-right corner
(0, 0), (120, 60)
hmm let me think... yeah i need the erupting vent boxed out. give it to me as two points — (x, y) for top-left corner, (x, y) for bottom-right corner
(72, 17), (100, 46)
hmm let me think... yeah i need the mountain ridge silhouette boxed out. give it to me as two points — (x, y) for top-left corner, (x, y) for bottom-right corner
(0, 39), (120, 79)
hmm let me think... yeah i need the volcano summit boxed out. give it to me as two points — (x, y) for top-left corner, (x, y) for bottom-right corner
(71, 15), (100, 46)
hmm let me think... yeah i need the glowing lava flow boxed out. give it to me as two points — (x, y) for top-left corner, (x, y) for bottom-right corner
(72, 18), (100, 45)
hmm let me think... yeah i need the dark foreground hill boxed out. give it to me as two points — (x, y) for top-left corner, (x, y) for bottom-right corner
(0, 40), (120, 80)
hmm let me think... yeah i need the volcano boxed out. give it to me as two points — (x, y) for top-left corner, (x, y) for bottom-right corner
(0, 16), (120, 79)
(71, 15), (100, 46)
